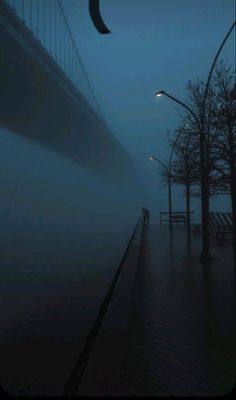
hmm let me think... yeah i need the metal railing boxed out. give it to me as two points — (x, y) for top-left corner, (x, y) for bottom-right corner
(62, 216), (142, 396)
(4, 0), (104, 120)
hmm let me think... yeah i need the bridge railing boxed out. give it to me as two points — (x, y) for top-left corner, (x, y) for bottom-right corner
(4, 0), (104, 120)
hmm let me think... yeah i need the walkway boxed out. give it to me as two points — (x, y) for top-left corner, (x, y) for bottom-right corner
(77, 224), (236, 396)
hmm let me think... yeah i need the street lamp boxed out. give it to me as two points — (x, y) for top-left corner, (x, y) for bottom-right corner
(89, 0), (111, 34)
(154, 20), (236, 264)
(150, 124), (188, 228)
(155, 91), (207, 250)
(155, 91), (165, 97)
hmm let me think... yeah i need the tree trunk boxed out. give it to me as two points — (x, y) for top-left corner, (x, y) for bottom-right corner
(186, 181), (191, 230)
(229, 129), (236, 269)
(230, 163), (236, 270)
(203, 144), (210, 261)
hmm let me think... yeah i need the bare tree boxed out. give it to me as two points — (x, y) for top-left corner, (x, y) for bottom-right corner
(184, 79), (222, 205)
(158, 62), (235, 252)
(180, 62), (235, 262)
(211, 61), (236, 252)
(164, 126), (200, 229)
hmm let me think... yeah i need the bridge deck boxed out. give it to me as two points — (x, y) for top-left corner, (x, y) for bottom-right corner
(77, 224), (235, 397)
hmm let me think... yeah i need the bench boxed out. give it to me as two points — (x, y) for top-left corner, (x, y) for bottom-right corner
(209, 212), (233, 243)
(192, 212), (233, 244)
(160, 211), (195, 226)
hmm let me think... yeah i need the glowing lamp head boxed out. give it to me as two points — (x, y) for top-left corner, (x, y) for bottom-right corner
(149, 156), (154, 160)
(155, 90), (165, 97)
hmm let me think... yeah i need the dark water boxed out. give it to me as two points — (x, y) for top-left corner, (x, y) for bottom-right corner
(0, 226), (133, 396)
(0, 125), (141, 395)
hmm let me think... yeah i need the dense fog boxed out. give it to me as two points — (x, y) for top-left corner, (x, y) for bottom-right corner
(0, 125), (146, 395)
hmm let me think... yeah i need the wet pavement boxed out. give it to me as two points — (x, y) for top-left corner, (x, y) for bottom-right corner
(78, 224), (236, 396)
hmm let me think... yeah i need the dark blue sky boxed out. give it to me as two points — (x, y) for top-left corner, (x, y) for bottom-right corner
(61, 0), (235, 214)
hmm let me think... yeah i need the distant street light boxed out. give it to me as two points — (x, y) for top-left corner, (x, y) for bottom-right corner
(154, 20), (236, 264)
(150, 124), (188, 228)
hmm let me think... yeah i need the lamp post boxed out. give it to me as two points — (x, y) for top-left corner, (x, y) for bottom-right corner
(150, 155), (173, 227)
(154, 20), (236, 263)
(89, 0), (111, 34)
(150, 123), (188, 228)
(155, 91), (208, 259)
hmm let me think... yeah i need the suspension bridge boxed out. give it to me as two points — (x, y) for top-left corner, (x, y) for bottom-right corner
(0, 0), (133, 181)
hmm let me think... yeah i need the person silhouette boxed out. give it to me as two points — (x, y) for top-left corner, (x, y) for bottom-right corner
(142, 207), (150, 225)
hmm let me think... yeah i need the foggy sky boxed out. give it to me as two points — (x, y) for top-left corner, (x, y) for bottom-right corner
(61, 0), (235, 215)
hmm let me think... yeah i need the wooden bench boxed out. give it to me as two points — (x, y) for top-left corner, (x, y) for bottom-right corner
(209, 212), (233, 243)
(192, 212), (233, 244)
(160, 211), (194, 226)
(172, 214), (186, 224)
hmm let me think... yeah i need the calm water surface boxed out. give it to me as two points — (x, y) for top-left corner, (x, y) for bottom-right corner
(0, 226), (133, 396)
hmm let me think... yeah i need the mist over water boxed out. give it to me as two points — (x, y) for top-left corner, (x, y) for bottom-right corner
(0, 126), (143, 395)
